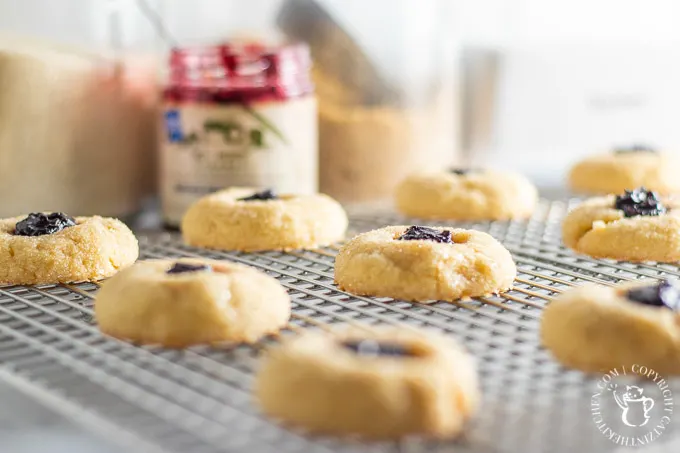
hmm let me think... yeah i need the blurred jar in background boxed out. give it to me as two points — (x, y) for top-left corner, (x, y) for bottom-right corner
(0, 0), (159, 219)
(159, 41), (317, 227)
(278, 0), (459, 204)
(162, 0), (459, 205)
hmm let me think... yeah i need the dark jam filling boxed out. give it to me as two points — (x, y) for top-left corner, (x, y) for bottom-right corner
(449, 168), (479, 176)
(166, 262), (212, 274)
(398, 226), (453, 244)
(238, 189), (278, 202)
(14, 212), (76, 237)
(614, 144), (656, 154)
(626, 279), (680, 311)
(614, 188), (666, 218)
(341, 340), (416, 357)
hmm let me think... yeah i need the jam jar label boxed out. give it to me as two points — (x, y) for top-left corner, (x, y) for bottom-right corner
(160, 97), (318, 225)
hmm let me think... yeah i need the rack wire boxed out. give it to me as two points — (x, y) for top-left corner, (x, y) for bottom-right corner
(1, 199), (679, 453)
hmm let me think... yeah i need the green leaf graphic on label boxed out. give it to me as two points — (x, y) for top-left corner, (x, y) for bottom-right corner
(181, 132), (199, 144)
(250, 129), (264, 147)
(204, 120), (245, 143)
(200, 108), (287, 148)
(242, 105), (289, 145)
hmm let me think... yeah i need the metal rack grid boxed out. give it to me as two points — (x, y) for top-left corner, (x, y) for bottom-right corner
(1, 199), (679, 453)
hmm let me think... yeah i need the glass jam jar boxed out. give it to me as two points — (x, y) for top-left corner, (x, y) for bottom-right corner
(160, 41), (317, 227)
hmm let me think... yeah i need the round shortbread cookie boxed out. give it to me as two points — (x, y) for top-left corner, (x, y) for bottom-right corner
(562, 189), (680, 262)
(395, 169), (538, 220)
(334, 225), (516, 301)
(255, 326), (480, 439)
(568, 147), (680, 195)
(95, 259), (291, 347)
(182, 188), (348, 252)
(0, 213), (138, 285)
(541, 279), (680, 375)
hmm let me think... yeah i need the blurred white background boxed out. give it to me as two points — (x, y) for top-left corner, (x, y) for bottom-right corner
(1, 0), (680, 188)
(4, 0), (680, 47)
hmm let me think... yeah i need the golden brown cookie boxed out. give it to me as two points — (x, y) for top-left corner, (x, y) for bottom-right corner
(95, 259), (291, 347)
(335, 225), (516, 301)
(562, 189), (680, 262)
(394, 169), (538, 220)
(568, 146), (680, 195)
(541, 279), (680, 375)
(255, 326), (479, 439)
(182, 188), (348, 252)
(0, 212), (138, 285)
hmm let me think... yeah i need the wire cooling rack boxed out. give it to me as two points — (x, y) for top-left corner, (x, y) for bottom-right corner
(1, 199), (680, 453)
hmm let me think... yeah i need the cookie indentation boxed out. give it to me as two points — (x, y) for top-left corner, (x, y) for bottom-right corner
(341, 339), (419, 357)
(238, 189), (278, 202)
(614, 144), (656, 154)
(166, 262), (212, 274)
(397, 226), (453, 244)
(449, 168), (480, 176)
(14, 212), (76, 237)
(626, 279), (680, 310)
(614, 188), (666, 218)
